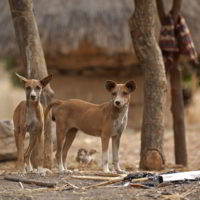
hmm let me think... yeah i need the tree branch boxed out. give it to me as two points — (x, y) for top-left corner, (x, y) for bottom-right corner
(156, 0), (166, 24)
(171, 0), (182, 20)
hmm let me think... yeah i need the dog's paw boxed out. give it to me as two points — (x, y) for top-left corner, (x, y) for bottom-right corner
(103, 167), (110, 173)
(115, 169), (127, 174)
(26, 165), (33, 173)
(16, 167), (26, 176)
(17, 170), (27, 177)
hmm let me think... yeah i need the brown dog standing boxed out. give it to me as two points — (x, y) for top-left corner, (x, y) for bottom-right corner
(13, 73), (52, 174)
(45, 80), (136, 173)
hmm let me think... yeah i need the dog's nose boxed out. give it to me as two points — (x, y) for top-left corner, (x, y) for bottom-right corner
(31, 95), (36, 100)
(115, 101), (120, 106)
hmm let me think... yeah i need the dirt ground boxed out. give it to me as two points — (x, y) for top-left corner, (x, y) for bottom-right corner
(0, 127), (200, 200)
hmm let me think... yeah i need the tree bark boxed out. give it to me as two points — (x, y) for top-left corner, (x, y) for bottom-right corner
(156, 0), (187, 166)
(8, 0), (54, 169)
(129, 0), (167, 170)
(170, 56), (187, 165)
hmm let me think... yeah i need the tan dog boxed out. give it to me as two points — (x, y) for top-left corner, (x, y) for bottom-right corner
(13, 73), (52, 174)
(45, 80), (136, 173)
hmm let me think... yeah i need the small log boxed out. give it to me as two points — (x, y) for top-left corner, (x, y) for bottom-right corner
(4, 175), (57, 188)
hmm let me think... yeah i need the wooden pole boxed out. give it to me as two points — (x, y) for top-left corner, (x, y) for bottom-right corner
(156, 0), (187, 166)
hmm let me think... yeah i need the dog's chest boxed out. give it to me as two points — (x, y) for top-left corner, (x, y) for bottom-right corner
(112, 109), (128, 136)
(25, 109), (42, 132)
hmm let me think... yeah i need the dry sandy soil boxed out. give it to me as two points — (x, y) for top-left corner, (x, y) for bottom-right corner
(0, 127), (200, 200)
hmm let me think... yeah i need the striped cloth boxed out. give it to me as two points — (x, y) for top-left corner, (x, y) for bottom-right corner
(159, 12), (198, 68)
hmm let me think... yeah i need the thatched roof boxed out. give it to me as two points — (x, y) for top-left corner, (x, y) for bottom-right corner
(0, 0), (134, 56)
(0, 0), (199, 70)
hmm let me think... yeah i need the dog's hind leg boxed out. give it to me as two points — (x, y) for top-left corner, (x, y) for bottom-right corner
(55, 124), (66, 172)
(101, 136), (110, 173)
(62, 128), (78, 172)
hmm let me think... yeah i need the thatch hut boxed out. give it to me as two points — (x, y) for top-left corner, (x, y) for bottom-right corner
(0, 0), (199, 73)
(0, 0), (135, 74)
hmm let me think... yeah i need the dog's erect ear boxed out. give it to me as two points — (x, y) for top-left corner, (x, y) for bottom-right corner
(40, 74), (53, 88)
(105, 80), (116, 92)
(15, 73), (28, 83)
(125, 80), (136, 93)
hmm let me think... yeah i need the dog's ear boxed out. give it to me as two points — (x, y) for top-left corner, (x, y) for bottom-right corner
(125, 80), (136, 93)
(40, 74), (53, 88)
(15, 73), (28, 83)
(105, 80), (116, 92)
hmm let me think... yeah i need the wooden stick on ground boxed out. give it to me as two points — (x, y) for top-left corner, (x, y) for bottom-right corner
(64, 181), (79, 189)
(71, 175), (125, 181)
(18, 182), (24, 189)
(83, 176), (125, 189)
(129, 183), (151, 189)
(76, 171), (121, 177)
(4, 175), (57, 188)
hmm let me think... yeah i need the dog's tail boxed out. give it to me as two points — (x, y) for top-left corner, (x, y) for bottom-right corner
(44, 100), (63, 130)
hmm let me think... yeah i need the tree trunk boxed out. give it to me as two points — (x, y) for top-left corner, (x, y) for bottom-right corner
(156, 0), (187, 166)
(8, 0), (54, 169)
(170, 56), (187, 165)
(129, 0), (167, 170)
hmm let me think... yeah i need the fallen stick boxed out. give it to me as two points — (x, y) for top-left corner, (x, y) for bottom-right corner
(18, 182), (24, 189)
(4, 175), (57, 188)
(64, 181), (79, 189)
(72, 175), (125, 181)
(129, 183), (151, 189)
(77, 171), (121, 177)
(131, 177), (149, 183)
(0, 183), (78, 196)
(83, 176), (125, 189)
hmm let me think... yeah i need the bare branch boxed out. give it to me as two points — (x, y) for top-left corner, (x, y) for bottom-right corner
(156, 0), (166, 24)
(171, 0), (182, 20)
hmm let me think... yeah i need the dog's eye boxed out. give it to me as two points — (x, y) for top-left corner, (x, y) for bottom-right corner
(112, 92), (117, 96)
(36, 86), (41, 90)
(26, 86), (31, 91)
(123, 92), (128, 96)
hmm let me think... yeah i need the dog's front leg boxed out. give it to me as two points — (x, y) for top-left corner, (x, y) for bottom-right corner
(112, 134), (125, 174)
(15, 130), (26, 173)
(101, 136), (110, 173)
(24, 133), (37, 172)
